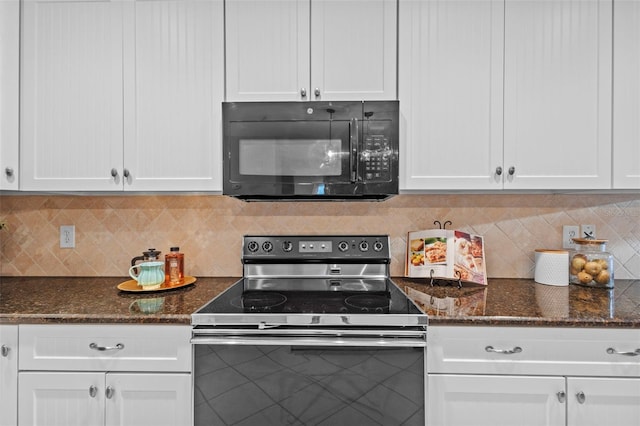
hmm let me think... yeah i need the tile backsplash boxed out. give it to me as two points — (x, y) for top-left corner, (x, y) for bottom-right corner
(1, 193), (639, 279)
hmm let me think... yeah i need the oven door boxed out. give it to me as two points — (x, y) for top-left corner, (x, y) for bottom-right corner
(193, 330), (426, 426)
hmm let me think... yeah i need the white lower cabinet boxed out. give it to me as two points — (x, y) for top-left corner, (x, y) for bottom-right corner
(0, 325), (18, 426)
(17, 324), (192, 426)
(427, 326), (640, 426)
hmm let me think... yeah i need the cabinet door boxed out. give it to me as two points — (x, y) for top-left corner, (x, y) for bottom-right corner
(0, 0), (19, 190)
(503, 0), (612, 189)
(21, 0), (126, 191)
(613, 0), (640, 188)
(428, 374), (566, 426)
(225, 0), (310, 101)
(18, 371), (105, 426)
(105, 373), (191, 426)
(398, 0), (504, 190)
(311, 0), (397, 101)
(567, 377), (640, 426)
(0, 325), (18, 426)
(123, 0), (224, 191)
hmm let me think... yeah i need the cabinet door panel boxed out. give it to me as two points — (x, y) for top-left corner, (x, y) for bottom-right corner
(613, 0), (640, 188)
(0, 0), (19, 190)
(0, 325), (18, 426)
(567, 377), (640, 426)
(105, 373), (191, 426)
(18, 372), (104, 426)
(21, 0), (125, 191)
(428, 374), (565, 426)
(399, 0), (504, 190)
(311, 0), (397, 100)
(503, 0), (612, 189)
(225, 0), (310, 101)
(123, 0), (224, 191)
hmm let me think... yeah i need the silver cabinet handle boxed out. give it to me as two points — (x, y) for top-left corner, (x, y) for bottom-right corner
(105, 386), (115, 399)
(89, 385), (98, 398)
(301, 88), (307, 97)
(89, 342), (124, 351)
(1, 345), (9, 357)
(556, 391), (566, 403)
(508, 166), (515, 176)
(111, 168), (118, 178)
(576, 391), (586, 404)
(495, 166), (503, 176)
(485, 345), (522, 355)
(123, 169), (130, 178)
(5, 167), (14, 177)
(607, 347), (640, 356)
(314, 88), (320, 97)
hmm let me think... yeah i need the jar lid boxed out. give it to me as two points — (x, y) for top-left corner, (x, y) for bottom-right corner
(572, 238), (608, 245)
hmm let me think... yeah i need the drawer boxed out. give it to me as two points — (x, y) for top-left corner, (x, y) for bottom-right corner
(427, 326), (640, 377)
(19, 324), (191, 372)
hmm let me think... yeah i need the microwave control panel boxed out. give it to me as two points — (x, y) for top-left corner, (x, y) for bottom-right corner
(362, 135), (392, 182)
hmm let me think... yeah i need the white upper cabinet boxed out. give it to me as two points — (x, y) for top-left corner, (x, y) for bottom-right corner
(399, 0), (504, 190)
(225, 0), (397, 102)
(0, 0), (20, 190)
(503, 0), (612, 190)
(123, 0), (224, 191)
(21, 0), (125, 191)
(400, 0), (613, 191)
(613, 0), (640, 189)
(20, 0), (224, 192)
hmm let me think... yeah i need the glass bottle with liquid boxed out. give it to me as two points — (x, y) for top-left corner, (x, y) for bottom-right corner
(165, 247), (184, 284)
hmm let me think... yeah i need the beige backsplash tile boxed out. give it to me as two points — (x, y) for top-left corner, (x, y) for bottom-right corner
(1, 193), (639, 280)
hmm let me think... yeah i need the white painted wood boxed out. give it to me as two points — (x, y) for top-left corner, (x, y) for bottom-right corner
(310, 0), (397, 101)
(427, 374), (565, 426)
(123, 0), (224, 191)
(21, 0), (126, 191)
(225, 0), (397, 102)
(105, 373), (192, 426)
(399, 0), (504, 190)
(0, 325), (18, 426)
(18, 371), (105, 426)
(613, 0), (640, 188)
(503, 0), (613, 189)
(567, 377), (640, 426)
(428, 326), (640, 376)
(225, 0), (310, 101)
(19, 324), (192, 372)
(0, 0), (20, 190)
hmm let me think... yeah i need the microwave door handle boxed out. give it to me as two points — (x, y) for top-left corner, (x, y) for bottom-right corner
(350, 118), (358, 182)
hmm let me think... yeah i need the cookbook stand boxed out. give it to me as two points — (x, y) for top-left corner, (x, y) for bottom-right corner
(429, 269), (463, 289)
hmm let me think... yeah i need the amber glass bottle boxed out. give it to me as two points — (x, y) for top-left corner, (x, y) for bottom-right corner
(165, 247), (184, 284)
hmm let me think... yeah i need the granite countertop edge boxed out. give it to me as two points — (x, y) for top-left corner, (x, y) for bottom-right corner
(1, 276), (638, 328)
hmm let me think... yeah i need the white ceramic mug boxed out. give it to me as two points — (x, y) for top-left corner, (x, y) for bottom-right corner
(129, 261), (164, 290)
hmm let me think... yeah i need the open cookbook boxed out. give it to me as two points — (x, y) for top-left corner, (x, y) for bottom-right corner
(405, 229), (488, 285)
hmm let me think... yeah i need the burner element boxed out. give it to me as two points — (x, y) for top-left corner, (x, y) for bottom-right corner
(345, 294), (390, 313)
(242, 292), (287, 312)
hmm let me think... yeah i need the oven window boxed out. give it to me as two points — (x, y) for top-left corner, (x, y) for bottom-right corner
(239, 139), (343, 176)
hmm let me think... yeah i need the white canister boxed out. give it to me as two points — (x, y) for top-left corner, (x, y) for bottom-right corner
(534, 249), (569, 286)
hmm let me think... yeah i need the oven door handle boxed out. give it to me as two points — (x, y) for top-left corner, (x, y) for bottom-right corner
(350, 117), (359, 182)
(191, 335), (426, 348)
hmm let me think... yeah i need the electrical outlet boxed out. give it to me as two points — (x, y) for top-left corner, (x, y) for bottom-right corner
(60, 225), (75, 248)
(563, 225), (579, 249)
(581, 224), (596, 239)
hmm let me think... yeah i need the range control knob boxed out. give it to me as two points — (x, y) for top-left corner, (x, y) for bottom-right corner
(373, 241), (384, 252)
(282, 241), (293, 252)
(247, 241), (259, 253)
(338, 241), (350, 252)
(262, 241), (273, 253)
(359, 241), (369, 252)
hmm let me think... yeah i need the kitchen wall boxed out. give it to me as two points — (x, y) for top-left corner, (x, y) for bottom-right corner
(0, 193), (639, 280)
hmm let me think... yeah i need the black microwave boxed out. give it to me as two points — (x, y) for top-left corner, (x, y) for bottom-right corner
(222, 100), (399, 201)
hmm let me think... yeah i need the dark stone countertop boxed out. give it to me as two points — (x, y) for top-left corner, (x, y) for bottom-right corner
(1, 276), (638, 328)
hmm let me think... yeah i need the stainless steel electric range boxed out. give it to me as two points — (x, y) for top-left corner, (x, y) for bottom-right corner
(192, 235), (427, 426)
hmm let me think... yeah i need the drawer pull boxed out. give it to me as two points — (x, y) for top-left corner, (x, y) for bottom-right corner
(485, 345), (522, 355)
(106, 386), (115, 399)
(606, 347), (640, 357)
(556, 391), (566, 403)
(1, 345), (9, 357)
(89, 342), (124, 352)
(576, 391), (586, 404)
(89, 385), (98, 398)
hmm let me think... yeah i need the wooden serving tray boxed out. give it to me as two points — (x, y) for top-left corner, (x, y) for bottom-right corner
(117, 276), (196, 293)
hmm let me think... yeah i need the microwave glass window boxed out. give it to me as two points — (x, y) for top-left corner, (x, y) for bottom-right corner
(239, 139), (342, 176)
